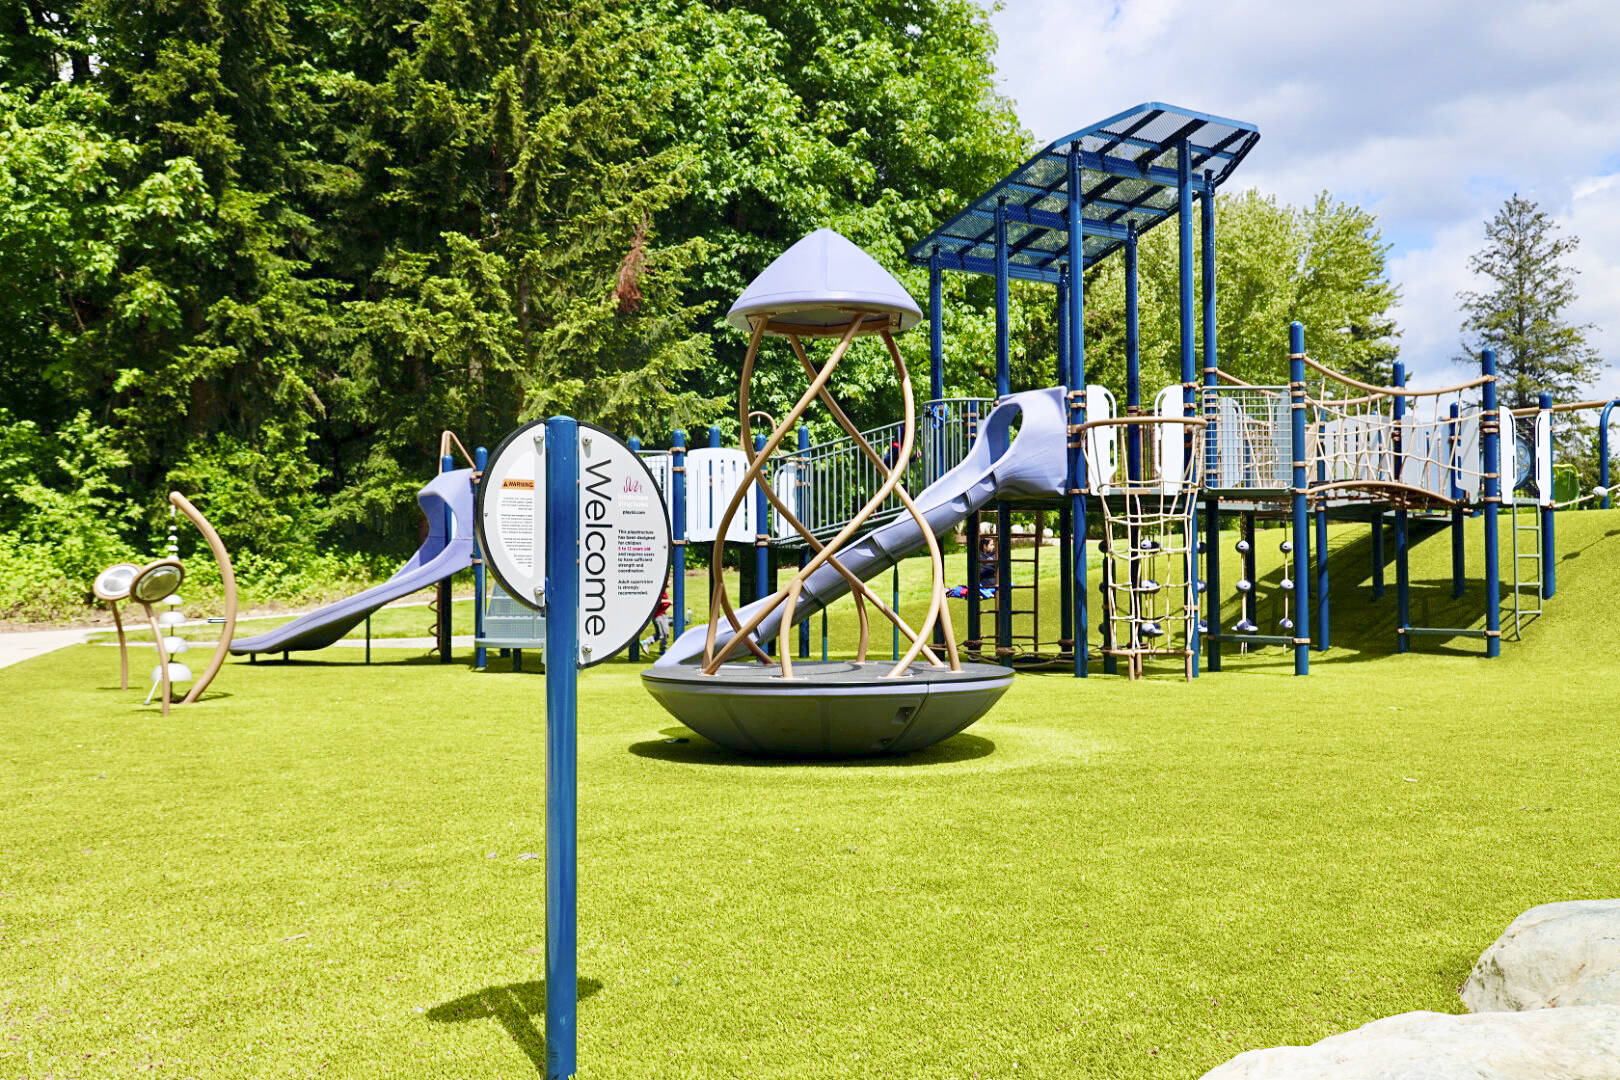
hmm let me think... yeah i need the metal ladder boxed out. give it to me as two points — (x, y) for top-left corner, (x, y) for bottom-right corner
(1508, 495), (1544, 638)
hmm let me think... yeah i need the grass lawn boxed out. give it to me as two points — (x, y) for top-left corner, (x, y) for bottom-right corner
(4, 510), (1619, 1078)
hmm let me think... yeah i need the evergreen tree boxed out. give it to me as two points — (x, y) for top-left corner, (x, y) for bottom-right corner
(1458, 193), (1601, 409)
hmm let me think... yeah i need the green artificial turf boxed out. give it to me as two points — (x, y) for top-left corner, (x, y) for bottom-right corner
(4, 511), (1619, 1078)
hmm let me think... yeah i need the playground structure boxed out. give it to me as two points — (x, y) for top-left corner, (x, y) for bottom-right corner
(641, 229), (1016, 756)
(631, 102), (1613, 684)
(92, 491), (238, 713)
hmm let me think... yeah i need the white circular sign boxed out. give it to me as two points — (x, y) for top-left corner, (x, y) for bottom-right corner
(476, 420), (672, 668)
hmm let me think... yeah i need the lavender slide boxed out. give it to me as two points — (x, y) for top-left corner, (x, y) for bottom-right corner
(230, 469), (475, 656)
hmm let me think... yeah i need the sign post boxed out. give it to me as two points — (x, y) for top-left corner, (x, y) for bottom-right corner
(543, 415), (579, 1080)
(475, 416), (671, 1080)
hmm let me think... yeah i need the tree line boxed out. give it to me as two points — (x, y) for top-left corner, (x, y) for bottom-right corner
(11, 1), (1596, 621)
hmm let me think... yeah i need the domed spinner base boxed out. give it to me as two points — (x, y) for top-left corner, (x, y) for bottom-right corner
(640, 661), (1013, 759)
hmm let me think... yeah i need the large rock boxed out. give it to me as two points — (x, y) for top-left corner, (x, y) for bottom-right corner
(1200, 1007), (1620, 1079)
(1463, 898), (1620, 1011)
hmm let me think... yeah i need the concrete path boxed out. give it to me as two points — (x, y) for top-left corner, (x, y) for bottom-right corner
(0, 628), (96, 670)
(0, 594), (474, 670)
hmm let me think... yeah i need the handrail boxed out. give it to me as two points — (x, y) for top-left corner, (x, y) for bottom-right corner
(1303, 354), (1494, 398)
(438, 430), (478, 471)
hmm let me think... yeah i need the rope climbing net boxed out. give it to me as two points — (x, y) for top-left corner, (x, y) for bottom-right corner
(1082, 416), (1206, 681)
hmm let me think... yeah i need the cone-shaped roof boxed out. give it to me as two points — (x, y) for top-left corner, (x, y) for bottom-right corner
(727, 229), (922, 336)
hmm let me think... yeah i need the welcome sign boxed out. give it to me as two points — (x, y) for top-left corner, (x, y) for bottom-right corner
(477, 420), (671, 667)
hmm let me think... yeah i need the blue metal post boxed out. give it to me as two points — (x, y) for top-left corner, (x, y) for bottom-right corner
(671, 430), (687, 638)
(1482, 350), (1502, 657)
(1200, 178), (1220, 671)
(473, 445), (489, 671)
(930, 247), (944, 404)
(1393, 363), (1411, 652)
(966, 508), (982, 651)
(1289, 323), (1310, 675)
(1602, 401), (1617, 509)
(542, 415), (579, 1080)
(995, 197), (1010, 399)
(753, 434), (769, 604)
(1066, 142), (1088, 677)
(1177, 141), (1199, 674)
(797, 425), (811, 659)
(993, 195), (1012, 665)
(1539, 393), (1556, 599)
(628, 437), (643, 663)
(929, 247), (946, 499)
(1372, 515), (1385, 599)
(1125, 227), (1142, 484)
(1314, 457), (1329, 651)
(708, 425), (720, 449)
(1449, 403), (1465, 599)
(438, 451), (455, 663)
(1056, 275), (1073, 659)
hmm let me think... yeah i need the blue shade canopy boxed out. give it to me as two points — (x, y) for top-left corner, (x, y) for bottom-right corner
(728, 228), (923, 336)
(906, 103), (1260, 283)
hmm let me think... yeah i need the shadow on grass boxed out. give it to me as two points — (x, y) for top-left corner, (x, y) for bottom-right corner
(628, 727), (995, 767)
(427, 977), (603, 1074)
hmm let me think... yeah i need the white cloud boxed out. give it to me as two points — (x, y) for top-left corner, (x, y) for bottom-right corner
(987, 0), (1620, 398)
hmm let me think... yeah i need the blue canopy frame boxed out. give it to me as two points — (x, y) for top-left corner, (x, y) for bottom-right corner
(908, 102), (1260, 680)
(905, 102), (1260, 284)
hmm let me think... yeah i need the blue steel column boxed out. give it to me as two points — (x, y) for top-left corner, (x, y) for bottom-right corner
(671, 430), (687, 638)
(994, 195), (1013, 665)
(1288, 323), (1311, 676)
(930, 253), (947, 651)
(753, 433), (771, 655)
(473, 445), (489, 670)
(628, 436), (643, 663)
(1119, 226), (1141, 677)
(1538, 392), (1556, 599)
(1393, 363), (1411, 652)
(1125, 228), (1142, 484)
(438, 451), (455, 663)
(1482, 350), (1502, 657)
(543, 415), (579, 1080)
(1601, 401), (1617, 509)
(1314, 454), (1329, 651)
(1056, 272), (1072, 656)
(797, 425), (812, 658)
(1176, 140), (1199, 673)
(1449, 403), (1465, 599)
(1200, 177), (1221, 671)
(1066, 143), (1089, 677)
(1372, 515), (1385, 599)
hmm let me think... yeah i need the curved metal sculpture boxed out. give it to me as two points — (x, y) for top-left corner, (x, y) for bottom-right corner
(642, 229), (1012, 757)
(169, 491), (237, 705)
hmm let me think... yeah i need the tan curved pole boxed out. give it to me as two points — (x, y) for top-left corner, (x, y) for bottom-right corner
(731, 324), (882, 661)
(748, 453), (938, 668)
(706, 327), (935, 673)
(142, 601), (173, 716)
(791, 332), (959, 673)
(703, 318), (777, 667)
(110, 600), (129, 690)
(170, 492), (236, 705)
(740, 339), (939, 667)
(704, 318), (861, 668)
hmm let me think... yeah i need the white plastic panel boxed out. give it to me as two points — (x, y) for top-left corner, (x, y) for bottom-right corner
(1154, 385), (1187, 494)
(771, 459), (799, 539)
(1084, 384), (1117, 494)
(684, 447), (759, 544)
(1534, 409), (1553, 505)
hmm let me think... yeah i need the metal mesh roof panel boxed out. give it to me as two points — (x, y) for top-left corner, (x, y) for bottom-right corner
(906, 103), (1259, 282)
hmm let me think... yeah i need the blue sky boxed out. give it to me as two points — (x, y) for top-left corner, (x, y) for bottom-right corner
(986, 0), (1620, 397)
